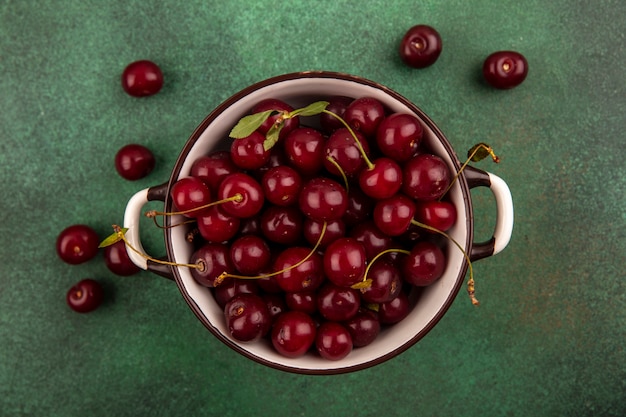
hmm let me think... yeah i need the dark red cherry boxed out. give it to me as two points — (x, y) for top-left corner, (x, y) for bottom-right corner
(229, 234), (271, 275)
(358, 157), (403, 200)
(402, 153), (451, 201)
(251, 98), (299, 140)
(261, 165), (302, 206)
(342, 187), (375, 228)
(56, 224), (100, 265)
(315, 322), (353, 361)
(317, 283), (361, 322)
(213, 278), (260, 308)
(262, 293), (287, 323)
(373, 194), (416, 237)
(273, 247), (325, 293)
(190, 151), (239, 192)
(114, 144), (155, 180)
(319, 95), (353, 134)
(284, 291), (318, 315)
(376, 113), (423, 162)
(360, 259), (403, 303)
(298, 177), (348, 222)
(378, 291), (411, 324)
(260, 205), (304, 245)
(230, 131), (271, 170)
(414, 200), (457, 232)
(121, 60), (163, 97)
(402, 241), (446, 286)
(189, 243), (235, 287)
(104, 240), (141, 276)
(349, 220), (397, 261)
(170, 176), (212, 218)
(344, 309), (381, 347)
(66, 279), (104, 313)
(217, 173), (264, 218)
(303, 218), (346, 249)
(323, 238), (367, 287)
(283, 127), (326, 176)
(196, 206), (241, 243)
(224, 293), (271, 342)
(343, 97), (386, 137)
(399, 25), (442, 69)
(271, 311), (316, 358)
(323, 128), (370, 177)
(482, 50), (528, 89)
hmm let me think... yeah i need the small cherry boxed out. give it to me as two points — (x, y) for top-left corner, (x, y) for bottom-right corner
(213, 278), (260, 308)
(399, 25), (442, 68)
(319, 96), (353, 134)
(104, 240), (141, 276)
(373, 194), (416, 237)
(230, 131), (271, 170)
(271, 311), (317, 358)
(170, 176), (212, 218)
(323, 238), (367, 287)
(224, 293), (271, 342)
(190, 151), (239, 192)
(56, 224), (100, 265)
(217, 173), (264, 218)
(283, 127), (326, 176)
(343, 97), (386, 137)
(414, 200), (457, 232)
(273, 247), (325, 293)
(378, 291), (411, 324)
(260, 205), (304, 245)
(358, 157), (403, 200)
(284, 291), (318, 315)
(261, 165), (302, 206)
(360, 259), (402, 303)
(196, 206), (241, 243)
(121, 60), (163, 97)
(402, 153), (451, 201)
(229, 234), (271, 275)
(344, 309), (381, 347)
(483, 50), (528, 89)
(376, 113), (423, 162)
(316, 283), (361, 322)
(298, 177), (348, 222)
(66, 279), (104, 313)
(189, 243), (235, 287)
(303, 218), (346, 249)
(315, 322), (353, 361)
(323, 128), (370, 177)
(114, 144), (155, 181)
(402, 241), (446, 286)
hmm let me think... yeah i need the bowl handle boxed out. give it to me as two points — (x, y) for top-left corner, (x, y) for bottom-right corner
(463, 166), (514, 261)
(123, 182), (175, 280)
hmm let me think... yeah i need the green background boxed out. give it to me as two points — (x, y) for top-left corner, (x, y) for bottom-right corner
(1, 0), (624, 416)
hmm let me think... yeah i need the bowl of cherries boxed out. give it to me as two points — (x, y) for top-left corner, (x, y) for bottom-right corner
(121, 71), (513, 374)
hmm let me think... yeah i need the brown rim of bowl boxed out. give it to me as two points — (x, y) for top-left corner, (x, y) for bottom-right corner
(164, 71), (473, 375)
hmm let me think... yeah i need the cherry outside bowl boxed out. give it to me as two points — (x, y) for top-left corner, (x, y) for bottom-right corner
(123, 71), (514, 374)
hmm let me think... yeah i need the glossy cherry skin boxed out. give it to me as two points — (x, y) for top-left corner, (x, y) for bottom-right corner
(284, 291), (318, 315)
(399, 25), (442, 69)
(298, 177), (348, 222)
(323, 238), (367, 287)
(342, 187), (375, 228)
(170, 176), (212, 218)
(251, 98), (299, 140)
(224, 293), (271, 342)
(56, 224), (100, 265)
(344, 308), (381, 347)
(349, 220), (397, 261)
(317, 283), (361, 322)
(402, 241), (446, 286)
(121, 60), (163, 97)
(315, 322), (353, 361)
(66, 279), (104, 313)
(213, 278), (260, 308)
(114, 144), (155, 180)
(260, 205), (304, 245)
(283, 127), (326, 176)
(323, 127), (370, 177)
(271, 311), (317, 358)
(230, 131), (271, 170)
(190, 151), (239, 192)
(229, 234), (271, 275)
(104, 240), (141, 276)
(343, 97), (386, 137)
(378, 291), (411, 324)
(482, 50), (528, 89)
(360, 260), (403, 303)
(376, 113), (423, 162)
(414, 200), (457, 232)
(402, 153), (451, 201)
(373, 194), (416, 237)
(261, 165), (302, 206)
(189, 243), (235, 287)
(303, 218), (346, 249)
(217, 173), (264, 218)
(196, 206), (241, 243)
(358, 157), (403, 200)
(273, 247), (325, 293)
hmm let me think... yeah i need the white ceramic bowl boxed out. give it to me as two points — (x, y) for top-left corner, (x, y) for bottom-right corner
(124, 71), (514, 374)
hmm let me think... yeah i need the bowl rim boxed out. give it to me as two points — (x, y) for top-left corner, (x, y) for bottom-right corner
(163, 71), (473, 374)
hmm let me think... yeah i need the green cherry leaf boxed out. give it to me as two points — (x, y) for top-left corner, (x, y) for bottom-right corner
(263, 123), (284, 151)
(229, 110), (275, 139)
(289, 101), (329, 118)
(98, 227), (128, 248)
(468, 143), (493, 162)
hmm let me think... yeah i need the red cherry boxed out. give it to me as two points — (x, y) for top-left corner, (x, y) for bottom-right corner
(399, 25), (442, 69)
(104, 240), (141, 276)
(271, 311), (317, 358)
(114, 144), (155, 181)
(121, 60), (163, 97)
(66, 279), (104, 313)
(315, 322), (353, 361)
(402, 241), (446, 286)
(56, 224), (100, 265)
(358, 157), (403, 200)
(414, 200), (457, 232)
(483, 51), (528, 89)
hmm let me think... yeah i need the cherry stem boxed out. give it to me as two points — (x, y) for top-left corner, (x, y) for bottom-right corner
(440, 143), (499, 201)
(146, 193), (243, 218)
(409, 219), (479, 305)
(321, 109), (374, 169)
(215, 221), (328, 286)
(111, 225), (203, 270)
(325, 155), (350, 192)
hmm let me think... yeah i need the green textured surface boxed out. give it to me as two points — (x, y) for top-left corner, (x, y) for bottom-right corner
(1, 0), (625, 416)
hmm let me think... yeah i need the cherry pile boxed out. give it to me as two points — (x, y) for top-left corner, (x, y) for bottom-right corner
(165, 95), (461, 360)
